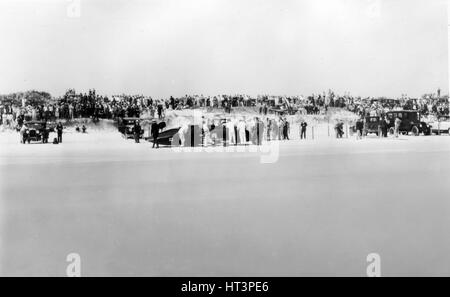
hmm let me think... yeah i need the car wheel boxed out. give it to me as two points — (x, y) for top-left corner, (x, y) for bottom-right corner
(411, 126), (419, 136)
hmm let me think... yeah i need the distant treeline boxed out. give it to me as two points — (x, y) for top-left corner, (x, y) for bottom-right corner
(0, 90), (52, 107)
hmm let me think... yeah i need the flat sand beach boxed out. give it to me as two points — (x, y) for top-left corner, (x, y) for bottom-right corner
(1, 130), (450, 276)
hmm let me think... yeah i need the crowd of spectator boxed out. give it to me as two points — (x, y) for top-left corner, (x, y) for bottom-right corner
(1, 89), (449, 130)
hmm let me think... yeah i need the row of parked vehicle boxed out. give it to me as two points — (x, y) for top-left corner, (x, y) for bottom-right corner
(352, 110), (450, 136)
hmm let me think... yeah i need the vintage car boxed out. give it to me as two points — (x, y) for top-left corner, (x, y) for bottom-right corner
(117, 117), (144, 139)
(350, 116), (381, 136)
(22, 121), (51, 143)
(428, 116), (450, 135)
(385, 111), (431, 136)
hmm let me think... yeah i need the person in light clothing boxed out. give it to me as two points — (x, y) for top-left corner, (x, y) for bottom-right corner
(226, 119), (236, 145)
(394, 117), (401, 138)
(178, 123), (189, 147)
(19, 124), (27, 143)
(202, 120), (211, 145)
(238, 118), (247, 145)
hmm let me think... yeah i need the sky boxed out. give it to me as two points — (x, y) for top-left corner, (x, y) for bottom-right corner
(0, 0), (448, 98)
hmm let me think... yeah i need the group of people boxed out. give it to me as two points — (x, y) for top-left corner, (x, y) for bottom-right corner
(2, 89), (449, 148)
(1, 88), (449, 130)
(168, 116), (295, 148)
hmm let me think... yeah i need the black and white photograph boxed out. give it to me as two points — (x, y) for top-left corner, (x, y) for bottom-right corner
(0, 0), (449, 281)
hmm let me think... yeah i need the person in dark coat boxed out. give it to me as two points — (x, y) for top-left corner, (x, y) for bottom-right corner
(41, 122), (49, 143)
(56, 122), (63, 143)
(282, 119), (290, 140)
(380, 117), (388, 137)
(335, 122), (344, 138)
(255, 117), (264, 145)
(133, 121), (141, 143)
(151, 120), (160, 148)
(157, 104), (163, 119)
(355, 118), (364, 140)
(300, 121), (307, 139)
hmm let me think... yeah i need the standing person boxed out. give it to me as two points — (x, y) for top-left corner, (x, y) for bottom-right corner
(266, 118), (271, 141)
(394, 117), (401, 138)
(256, 117), (264, 145)
(20, 123), (27, 144)
(202, 120), (211, 146)
(282, 118), (290, 140)
(335, 121), (344, 138)
(300, 121), (307, 139)
(151, 120), (160, 148)
(56, 122), (64, 143)
(157, 103), (163, 119)
(238, 118), (247, 145)
(69, 103), (74, 120)
(226, 119), (236, 145)
(271, 118), (278, 141)
(278, 118), (283, 140)
(355, 118), (364, 140)
(179, 123), (189, 147)
(133, 121), (141, 143)
(380, 117), (388, 137)
(41, 121), (48, 143)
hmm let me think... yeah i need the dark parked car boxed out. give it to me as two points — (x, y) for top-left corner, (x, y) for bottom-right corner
(385, 111), (430, 136)
(117, 117), (144, 139)
(23, 121), (51, 143)
(351, 116), (381, 136)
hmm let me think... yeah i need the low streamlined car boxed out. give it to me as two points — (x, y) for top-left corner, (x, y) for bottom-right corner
(148, 127), (181, 146)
